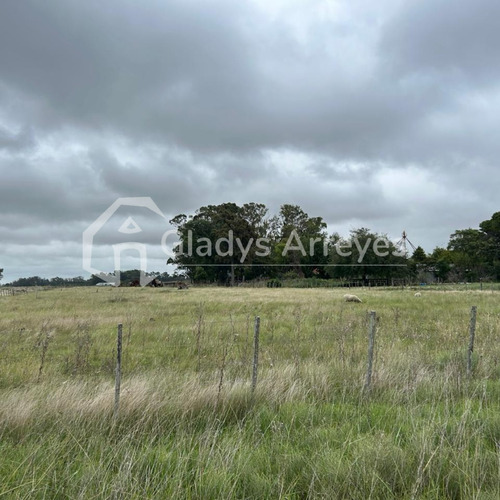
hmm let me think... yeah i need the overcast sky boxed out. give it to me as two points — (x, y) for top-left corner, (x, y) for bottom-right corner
(1, 0), (499, 282)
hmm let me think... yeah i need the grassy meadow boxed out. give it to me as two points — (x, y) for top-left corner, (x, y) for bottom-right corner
(1, 285), (500, 498)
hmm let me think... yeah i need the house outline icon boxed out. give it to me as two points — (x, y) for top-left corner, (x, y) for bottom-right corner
(82, 197), (167, 286)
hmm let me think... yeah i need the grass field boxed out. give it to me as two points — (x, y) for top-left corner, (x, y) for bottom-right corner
(1, 285), (500, 499)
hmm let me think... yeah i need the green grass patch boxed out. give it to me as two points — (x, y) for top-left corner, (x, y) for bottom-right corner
(1, 286), (500, 498)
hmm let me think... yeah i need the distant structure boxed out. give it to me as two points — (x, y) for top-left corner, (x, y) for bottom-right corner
(395, 231), (417, 258)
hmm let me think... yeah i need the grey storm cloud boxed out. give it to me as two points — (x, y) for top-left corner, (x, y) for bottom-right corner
(0, 0), (499, 282)
(0, 124), (35, 153)
(0, 0), (480, 158)
(380, 0), (500, 84)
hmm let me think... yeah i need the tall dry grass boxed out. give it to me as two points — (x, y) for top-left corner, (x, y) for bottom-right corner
(1, 285), (500, 498)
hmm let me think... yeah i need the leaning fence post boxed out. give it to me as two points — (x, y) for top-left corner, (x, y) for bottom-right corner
(364, 311), (377, 392)
(114, 323), (123, 419)
(467, 306), (477, 377)
(251, 316), (260, 394)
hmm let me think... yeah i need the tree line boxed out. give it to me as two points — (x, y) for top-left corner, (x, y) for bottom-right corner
(168, 203), (500, 284)
(2, 206), (498, 286)
(2, 271), (182, 288)
(410, 212), (500, 283)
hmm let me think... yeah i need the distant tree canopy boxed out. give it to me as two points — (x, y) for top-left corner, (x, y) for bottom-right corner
(327, 228), (407, 284)
(5, 271), (181, 287)
(411, 246), (428, 264)
(168, 203), (332, 283)
(0, 268), (3, 281)
(168, 202), (267, 283)
(5, 208), (499, 286)
(168, 203), (410, 284)
(400, 211), (500, 282)
(445, 212), (500, 281)
(7, 276), (93, 287)
(269, 204), (329, 278)
(168, 204), (500, 284)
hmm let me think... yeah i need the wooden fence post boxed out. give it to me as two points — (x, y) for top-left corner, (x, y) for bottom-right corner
(251, 316), (260, 394)
(467, 306), (477, 377)
(364, 311), (377, 392)
(114, 323), (123, 419)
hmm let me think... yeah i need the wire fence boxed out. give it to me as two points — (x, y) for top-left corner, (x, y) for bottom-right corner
(0, 288), (29, 297)
(2, 304), (497, 397)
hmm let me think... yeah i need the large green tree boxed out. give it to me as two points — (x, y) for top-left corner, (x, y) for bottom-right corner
(168, 203), (271, 284)
(479, 212), (500, 279)
(168, 203), (330, 282)
(327, 228), (407, 284)
(406, 246), (427, 279)
(268, 204), (329, 278)
(444, 211), (500, 280)
(428, 247), (453, 282)
(447, 228), (489, 280)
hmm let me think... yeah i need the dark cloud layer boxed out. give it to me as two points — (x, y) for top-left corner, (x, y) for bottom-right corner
(0, 0), (498, 282)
